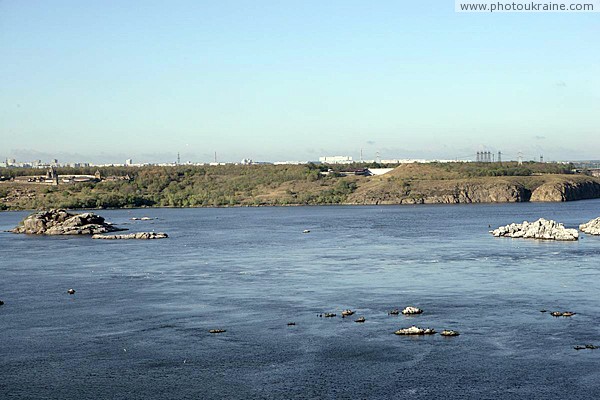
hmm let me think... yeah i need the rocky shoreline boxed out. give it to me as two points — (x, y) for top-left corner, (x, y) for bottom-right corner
(2, 168), (600, 210)
(346, 176), (600, 205)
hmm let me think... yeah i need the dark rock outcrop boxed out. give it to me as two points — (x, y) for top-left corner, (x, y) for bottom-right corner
(348, 179), (532, 205)
(10, 209), (125, 235)
(92, 232), (168, 240)
(531, 180), (600, 202)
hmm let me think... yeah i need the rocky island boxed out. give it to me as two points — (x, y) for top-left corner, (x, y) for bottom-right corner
(10, 209), (125, 235)
(579, 217), (600, 235)
(490, 218), (578, 241)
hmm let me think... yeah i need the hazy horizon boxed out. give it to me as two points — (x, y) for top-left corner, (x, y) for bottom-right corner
(1, 1), (598, 163)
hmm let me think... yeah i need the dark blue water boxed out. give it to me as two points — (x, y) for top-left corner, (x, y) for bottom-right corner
(1, 202), (600, 399)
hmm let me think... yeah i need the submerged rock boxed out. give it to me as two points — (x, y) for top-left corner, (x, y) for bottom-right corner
(440, 330), (460, 337)
(394, 325), (436, 335)
(355, 316), (366, 323)
(579, 217), (600, 235)
(341, 309), (355, 317)
(401, 306), (423, 315)
(574, 344), (598, 350)
(92, 232), (168, 240)
(67, 289), (76, 295)
(287, 322), (296, 326)
(11, 209), (125, 235)
(0, 300), (4, 306)
(551, 311), (576, 317)
(490, 218), (578, 241)
(550, 311), (562, 317)
(388, 309), (400, 315)
(209, 329), (226, 334)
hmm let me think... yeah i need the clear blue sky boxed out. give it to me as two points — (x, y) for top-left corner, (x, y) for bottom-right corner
(1, 0), (598, 163)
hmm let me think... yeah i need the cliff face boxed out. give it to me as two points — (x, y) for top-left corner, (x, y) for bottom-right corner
(347, 179), (530, 205)
(347, 175), (600, 205)
(415, 181), (530, 204)
(530, 179), (600, 202)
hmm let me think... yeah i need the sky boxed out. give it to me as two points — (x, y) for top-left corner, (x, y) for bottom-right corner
(1, 0), (598, 164)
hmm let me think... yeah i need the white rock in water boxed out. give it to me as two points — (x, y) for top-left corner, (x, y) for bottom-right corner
(92, 232), (168, 240)
(580, 217), (600, 235)
(401, 306), (423, 315)
(394, 325), (436, 335)
(490, 218), (578, 241)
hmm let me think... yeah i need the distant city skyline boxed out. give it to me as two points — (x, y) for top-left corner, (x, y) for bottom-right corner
(2, 146), (597, 166)
(1, 1), (598, 162)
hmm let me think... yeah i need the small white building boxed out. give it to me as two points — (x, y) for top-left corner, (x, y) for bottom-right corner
(319, 156), (353, 164)
(367, 168), (394, 175)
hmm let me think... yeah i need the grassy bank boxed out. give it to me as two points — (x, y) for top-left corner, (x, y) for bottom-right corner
(1, 162), (595, 211)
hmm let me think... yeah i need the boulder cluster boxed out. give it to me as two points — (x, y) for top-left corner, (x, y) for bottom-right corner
(550, 311), (576, 317)
(490, 218), (578, 241)
(579, 217), (600, 235)
(10, 209), (125, 235)
(401, 306), (423, 315)
(394, 326), (436, 335)
(92, 232), (168, 240)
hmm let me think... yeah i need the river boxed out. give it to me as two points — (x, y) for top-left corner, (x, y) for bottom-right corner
(1, 201), (599, 399)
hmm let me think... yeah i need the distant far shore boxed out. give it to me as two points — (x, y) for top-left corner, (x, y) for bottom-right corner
(2, 162), (600, 211)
